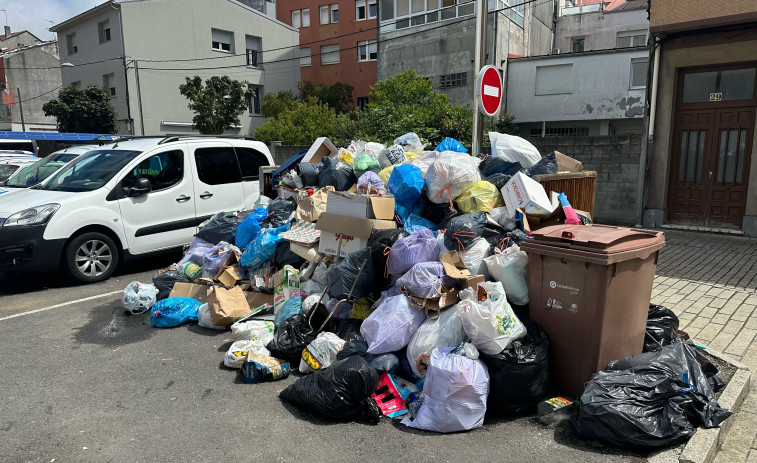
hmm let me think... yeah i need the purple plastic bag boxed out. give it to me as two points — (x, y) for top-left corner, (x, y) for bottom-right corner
(202, 241), (233, 278)
(178, 237), (214, 266)
(396, 262), (456, 299)
(357, 171), (386, 195)
(387, 229), (440, 276)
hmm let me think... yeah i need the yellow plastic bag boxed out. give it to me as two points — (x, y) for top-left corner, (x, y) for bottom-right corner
(455, 181), (504, 213)
(404, 152), (419, 161)
(337, 149), (355, 166)
(378, 165), (397, 184)
(350, 298), (375, 320)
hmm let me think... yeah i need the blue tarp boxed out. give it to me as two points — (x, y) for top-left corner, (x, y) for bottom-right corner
(271, 150), (307, 184)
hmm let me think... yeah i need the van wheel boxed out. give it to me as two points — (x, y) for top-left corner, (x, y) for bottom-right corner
(63, 232), (119, 283)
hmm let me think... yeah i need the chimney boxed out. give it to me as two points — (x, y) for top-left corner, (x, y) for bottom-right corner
(3, 26), (10, 37)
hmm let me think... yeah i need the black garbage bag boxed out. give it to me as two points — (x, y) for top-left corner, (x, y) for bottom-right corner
(643, 304), (680, 352)
(319, 157), (357, 191)
(279, 356), (380, 421)
(530, 152), (558, 176)
(573, 341), (732, 449)
(266, 198), (297, 228)
(484, 173), (511, 191)
(480, 318), (551, 412)
(337, 318), (365, 342)
(327, 247), (376, 300)
(507, 229), (529, 246)
(479, 155), (523, 177)
(367, 228), (409, 283)
(422, 201), (461, 230)
(337, 339), (369, 360)
(299, 162), (323, 187)
(195, 212), (243, 244)
(482, 223), (511, 250)
(270, 241), (305, 270)
(444, 212), (487, 252)
(152, 270), (190, 301)
(266, 314), (317, 364)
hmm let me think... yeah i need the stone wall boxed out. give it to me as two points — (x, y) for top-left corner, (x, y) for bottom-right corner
(530, 134), (642, 225)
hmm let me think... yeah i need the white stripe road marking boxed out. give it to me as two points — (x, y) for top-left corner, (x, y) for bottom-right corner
(483, 84), (500, 98)
(0, 290), (122, 322)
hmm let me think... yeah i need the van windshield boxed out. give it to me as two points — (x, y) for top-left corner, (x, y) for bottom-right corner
(43, 149), (140, 192)
(5, 153), (80, 187)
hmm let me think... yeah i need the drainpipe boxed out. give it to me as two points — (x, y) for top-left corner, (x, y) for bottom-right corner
(647, 41), (661, 143)
(112, 1), (133, 135)
(636, 38), (661, 227)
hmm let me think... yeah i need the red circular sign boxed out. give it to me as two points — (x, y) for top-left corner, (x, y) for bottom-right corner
(476, 66), (502, 117)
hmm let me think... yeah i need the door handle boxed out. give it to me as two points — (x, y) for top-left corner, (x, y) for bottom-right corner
(200, 191), (213, 199)
(176, 195), (191, 203)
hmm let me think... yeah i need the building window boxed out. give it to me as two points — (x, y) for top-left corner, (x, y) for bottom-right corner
(357, 0), (377, 20)
(292, 8), (310, 28)
(211, 28), (233, 53)
(381, 0), (478, 30)
(535, 64), (573, 95)
(630, 58), (648, 89)
(529, 127), (589, 137)
(292, 10), (301, 28)
(246, 35), (262, 67)
(320, 5), (329, 24)
(571, 38), (584, 53)
(357, 96), (369, 109)
(300, 47), (312, 67)
(98, 19), (111, 44)
(302, 8), (311, 27)
(495, 0), (524, 27)
(439, 72), (467, 89)
(321, 44), (340, 65)
(102, 73), (116, 97)
(331, 4), (339, 22)
(368, 0), (378, 18)
(357, 40), (377, 61)
(66, 33), (77, 55)
(250, 86), (262, 116)
(617, 32), (647, 48)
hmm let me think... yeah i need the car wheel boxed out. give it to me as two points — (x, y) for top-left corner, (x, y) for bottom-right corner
(63, 232), (119, 283)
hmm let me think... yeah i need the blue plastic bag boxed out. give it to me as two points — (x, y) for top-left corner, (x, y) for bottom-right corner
(235, 215), (262, 249)
(150, 297), (202, 328)
(388, 164), (425, 209)
(274, 294), (305, 328)
(404, 214), (437, 234)
(395, 201), (426, 224)
(250, 206), (269, 222)
(435, 137), (468, 153)
(241, 230), (283, 270)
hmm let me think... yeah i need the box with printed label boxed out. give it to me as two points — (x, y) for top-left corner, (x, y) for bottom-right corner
(501, 171), (555, 217)
(272, 265), (301, 314)
(316, 212), (394, 257)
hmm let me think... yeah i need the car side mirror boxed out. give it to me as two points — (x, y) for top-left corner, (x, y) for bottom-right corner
(128, 178), (151, 197)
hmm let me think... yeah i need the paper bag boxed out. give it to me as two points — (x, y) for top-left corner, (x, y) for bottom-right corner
(295, 186), (334, 222)
(208, 285), (251, 326)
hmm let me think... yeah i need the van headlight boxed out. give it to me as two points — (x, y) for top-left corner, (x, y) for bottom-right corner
(3, 204), (60, 226)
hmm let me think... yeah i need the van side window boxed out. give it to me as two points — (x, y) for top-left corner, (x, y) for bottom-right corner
(194, 146), (242, 185)
(234, 146), (269, 180)
(122, 150), (183, 194)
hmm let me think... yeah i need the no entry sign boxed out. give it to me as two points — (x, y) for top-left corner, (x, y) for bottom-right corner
(475, 65), (502, 117)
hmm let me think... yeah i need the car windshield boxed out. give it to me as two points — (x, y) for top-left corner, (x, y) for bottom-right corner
(5, 153), (80, 187)
(43, 149), (141, 192)
(0, 164), (21, 182)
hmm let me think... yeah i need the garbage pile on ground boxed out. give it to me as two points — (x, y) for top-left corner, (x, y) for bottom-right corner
(121, 131), (731, 446)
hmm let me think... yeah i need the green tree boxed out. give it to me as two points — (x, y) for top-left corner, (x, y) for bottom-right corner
(487, 113), (519, 136)
(298, 81), (354, 113)
(179, 76), (254, 134)
(42, 85), (119, 134)
(261, 90), (297, 118)
(253, 97), (356, 146)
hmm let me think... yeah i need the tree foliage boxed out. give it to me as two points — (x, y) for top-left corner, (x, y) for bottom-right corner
(298, 81), (354, 113)
(179, 75), (254, 134)
(42, 85), (119, 134)
(261, 90), (297, 118)
(254, 97), (355, 146)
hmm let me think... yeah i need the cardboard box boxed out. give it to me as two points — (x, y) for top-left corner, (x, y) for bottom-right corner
(208, 286), (251, 326)
(169, 282), (211, 303)
(290, 242), (324, 263)
(246, 290), (274, 309)
(405, 286), (460, 319)
(501, 171), (555, 217)
(440, 251), (485, 290)
(316, 212), (373, 257)
(325, 192), (395, 220)
(301, 137), (338, 164)
(295, 186), (334, 222)
(272, 265), (301, 314)
(554, 150), (584, 173)
(241, 353), (291, 384)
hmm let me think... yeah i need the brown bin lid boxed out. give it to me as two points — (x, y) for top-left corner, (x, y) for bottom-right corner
(523, 224), (665, 257)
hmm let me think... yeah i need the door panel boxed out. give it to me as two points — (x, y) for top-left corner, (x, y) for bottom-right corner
(234, 146), (269, 207)
(667, 110), (712, 225)
(190, 142), (246, 222)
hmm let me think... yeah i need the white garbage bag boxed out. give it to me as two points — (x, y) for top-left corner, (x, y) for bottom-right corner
(488, 132), (542, 168)
(299, 332), (346, 374)
(406, 307), (466, 377)
(312, 261), (330, 285)
(484, 245), (529, 305)
(488, 206), (517, 231)
(198, 303), (226, 330)
(223, 339), (270, 368)
(401, 347), (489, 433)
(461, 238), (492, 280)
(300, 279), (325, 296)
(378, 144), (407, 169)
(361, 294), (426, 354)
(122, 281), (158, 314)
(456, 281), (526, 355)
(394, 132), (425, 154)
(230, 319), (275, 342)
(425, 151), (481, 204)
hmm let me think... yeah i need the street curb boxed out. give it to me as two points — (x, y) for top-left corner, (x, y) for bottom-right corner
(649, 348), (751, 463)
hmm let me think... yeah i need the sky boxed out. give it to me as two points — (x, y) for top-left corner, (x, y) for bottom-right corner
(1, 0), (99, 40)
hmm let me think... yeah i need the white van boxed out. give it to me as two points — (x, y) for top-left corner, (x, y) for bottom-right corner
(0, 136), (274, 283)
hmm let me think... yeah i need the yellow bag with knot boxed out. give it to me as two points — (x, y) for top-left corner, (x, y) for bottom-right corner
(455, 181), (504, 213)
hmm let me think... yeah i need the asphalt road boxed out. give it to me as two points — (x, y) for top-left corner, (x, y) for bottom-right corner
(0, 256), (649, 463)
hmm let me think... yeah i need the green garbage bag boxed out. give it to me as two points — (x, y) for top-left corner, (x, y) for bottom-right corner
(353, 153), (381, 179)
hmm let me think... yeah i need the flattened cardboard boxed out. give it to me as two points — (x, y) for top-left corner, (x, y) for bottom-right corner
(554, 150), (583, 173)
(169, 282), (211, 303)
(208, 286), (251, 326)
(217, 264), (241, 287)
(246, 291), (274, 309)
(325, 192), (396, 220)
(302, 137), (338, 164)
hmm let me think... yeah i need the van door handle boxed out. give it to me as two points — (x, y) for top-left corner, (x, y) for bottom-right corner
(200, 191), (213, 199)
(176, 195), (191, 203)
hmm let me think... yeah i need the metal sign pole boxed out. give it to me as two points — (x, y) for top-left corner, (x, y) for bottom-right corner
(471, 0), (488, 156)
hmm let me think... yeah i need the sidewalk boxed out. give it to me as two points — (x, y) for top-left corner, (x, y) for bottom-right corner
(651, 229), (757, 462)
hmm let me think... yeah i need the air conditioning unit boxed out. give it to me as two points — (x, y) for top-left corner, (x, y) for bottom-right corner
(552, 48), (560, 54)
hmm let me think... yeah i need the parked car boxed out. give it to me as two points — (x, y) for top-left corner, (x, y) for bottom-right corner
(0, 136), (273, 283)
(0, 145), (96, 196)
(0, 157), (38, 184)
(0, 139), (38, 156)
